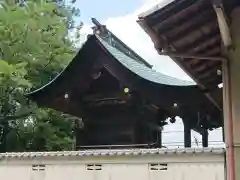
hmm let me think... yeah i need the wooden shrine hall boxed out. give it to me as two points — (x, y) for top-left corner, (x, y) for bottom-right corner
(26, 19), (222, 149)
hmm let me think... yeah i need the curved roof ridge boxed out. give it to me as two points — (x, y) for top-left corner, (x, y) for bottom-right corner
(25, 37), (93, 96)
(26, 34), (197, 98)
(95, 35), (196, 86)
(92, 18), (153, 68)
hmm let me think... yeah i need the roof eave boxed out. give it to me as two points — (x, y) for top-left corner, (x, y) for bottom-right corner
(138, 0), (178, 19)
(137, 0), (223, 110)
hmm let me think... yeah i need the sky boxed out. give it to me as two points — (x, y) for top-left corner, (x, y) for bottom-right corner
(75, 0), (224, 148)
(75, 0), (145, 24)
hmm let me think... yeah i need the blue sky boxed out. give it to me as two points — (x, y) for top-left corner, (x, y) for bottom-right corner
(75, 0), (144, 24)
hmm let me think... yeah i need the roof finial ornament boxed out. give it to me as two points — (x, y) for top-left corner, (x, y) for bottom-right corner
(91, 18), (107, 35)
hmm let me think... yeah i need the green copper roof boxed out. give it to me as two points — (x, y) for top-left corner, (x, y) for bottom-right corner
(27, 35), (196, 98)
(96, 36), (196, 86)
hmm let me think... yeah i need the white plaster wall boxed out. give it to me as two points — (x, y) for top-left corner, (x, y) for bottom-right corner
(0, 152), (224, 180)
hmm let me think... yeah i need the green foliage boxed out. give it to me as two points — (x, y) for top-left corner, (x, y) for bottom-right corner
(50, 0), (82, 29)
(0, 0), (81, 152)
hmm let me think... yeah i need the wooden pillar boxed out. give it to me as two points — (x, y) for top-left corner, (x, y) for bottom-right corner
(157, 130), (162, 148)
(224, 6), (240, 180)
(184, 123), (191, 148)
(75, 129), (86, 149)
(75, 119), (86, 150)
(202, 129), (208, 147)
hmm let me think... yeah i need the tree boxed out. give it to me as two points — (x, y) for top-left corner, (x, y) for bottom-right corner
(50, 0), (82, 29)
(0, 0), (82, 152)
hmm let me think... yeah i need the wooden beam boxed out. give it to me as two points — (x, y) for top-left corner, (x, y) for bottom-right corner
(138, 17), (222, 110)
(185, 48), (221, 69)
(178, 28), (220, 52)
(186, 34), (221, 54)
(158, 51), (222, 111)
(192, 61), (218, 72)
(203, 46), (221, 56)
(196, 65), (221, 80)
(169, 21), (218, 47)
(186, 61), (218, 72)
(162, 9), (216, 41)
(83, 92), (128, 102)
(159, 51), (225, 61)
(153, 0), (208, 32)
(87, 99), (127, 107)
(212, 1), (232, 47)
(190, 58), (217, 69)
(185, 41), (222, 65)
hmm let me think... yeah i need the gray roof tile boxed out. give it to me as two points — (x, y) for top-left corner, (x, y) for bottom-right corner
(0, 148), (225, 159)
(97, 36), (196, 86)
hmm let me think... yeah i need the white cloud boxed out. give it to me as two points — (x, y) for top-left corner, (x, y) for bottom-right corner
(79, 0), (224, 147)
(104, 13), (192, 80)
(80, 1), (191, 81)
